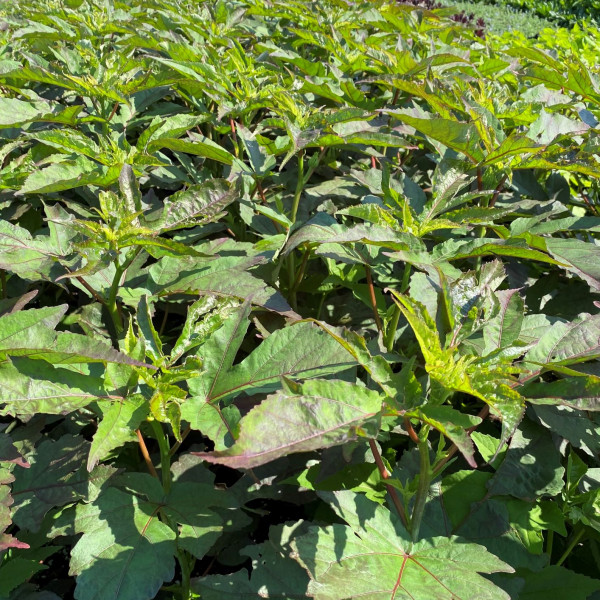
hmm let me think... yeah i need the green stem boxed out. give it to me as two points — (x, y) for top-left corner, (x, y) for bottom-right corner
(106, 248), (141, 334)
(150, 420), (172, 494)
(288, 252), (297, 311)
(384, 264), (412, 352)
(384, 304), (401, 352)
(411, 437), (431, 542)
(290, 150), (305, 224)
(287, 151), (306, 310)
(178, 549), (193, 600)
(556, 527), (585, 567)
(546, 530), (554, 559)
(474, 167), (486, 276)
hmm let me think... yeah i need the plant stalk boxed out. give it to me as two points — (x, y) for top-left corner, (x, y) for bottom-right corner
(150, 420), (172, 494)
(178, 549), (192, 600)
(106, 248), (141, 334)
(384, 264), (412, 351)
(411, 438), (431, 542)
(136, 429), (159, 480)
(546, 530), (554, 559)
(366, 266), (383, 333)
(556, 527), (585, 567)
(290, 150), (305, 224)
(369, 438), (408, 529)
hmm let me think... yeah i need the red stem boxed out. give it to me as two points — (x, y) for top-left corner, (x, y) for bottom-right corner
(369, 439), (408, 528)
(137, 429), (159, 479)
(366, 266), (383, 333)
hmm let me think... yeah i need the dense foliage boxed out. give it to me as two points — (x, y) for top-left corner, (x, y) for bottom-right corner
(0, 0), (600, 598)
(465, 0), (600, 27)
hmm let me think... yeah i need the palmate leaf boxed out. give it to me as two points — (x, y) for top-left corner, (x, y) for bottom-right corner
(65, 487), (177, 600)
(56, 475), (225, 600)
(192, 523), (310, 599)
(518, 566), (600, 600)
(291, 491), (513, 600)
(11, 435), (112, 532)
(195, 379), (383, 469)
(488, 419), (564, 501)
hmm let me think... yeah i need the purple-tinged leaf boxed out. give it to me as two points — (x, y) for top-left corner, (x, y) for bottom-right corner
(195, 379), (383, 469)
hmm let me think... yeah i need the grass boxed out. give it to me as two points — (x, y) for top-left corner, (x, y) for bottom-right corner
(439, 0), (555, 35)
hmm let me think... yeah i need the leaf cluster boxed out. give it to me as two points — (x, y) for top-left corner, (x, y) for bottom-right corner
(0, 1), (599, 599)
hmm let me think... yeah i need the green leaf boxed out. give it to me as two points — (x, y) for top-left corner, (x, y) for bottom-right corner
(154, 135), (235, 165)
(0, 98), (44, 126)
(161, 482), (223, 560)
(66, 487), (176, 600)
(523, 375), (600, 411)
(87, 395), (148, 471)
(413, 405), (481, 468)
(524, 311), (600, 373)
(18, 157), (120, 194)
(483, 289), (525, 354)
(192, 523), (309, 598)
(212, 321), (356, 402)
(11, 435), (109, 531)
(0, 358), (114, 417)
(519, 566), (600, 600)
(545, 237), (600, 292)
(309, 324), (397, 398)
(292, 491), (513, 600)
(148, 255), (298, 319)
(0, 304), (154, 368)
(531, 405), (600, 457)
(488, 419), (565, 501)
(147, 178), (240, 232)
(195, 379), (383, 469)
(136, 296), (163, 363)
(392, 113), (484, 163)
(183, 301), (250, 408)
(0, 433), (29, 552)
(0, 221), (64, 281)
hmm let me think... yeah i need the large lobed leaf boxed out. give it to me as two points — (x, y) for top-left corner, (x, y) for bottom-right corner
(291, 491), (513, 600)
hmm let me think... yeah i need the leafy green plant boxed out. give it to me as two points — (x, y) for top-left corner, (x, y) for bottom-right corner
(1, 0), (600, 599)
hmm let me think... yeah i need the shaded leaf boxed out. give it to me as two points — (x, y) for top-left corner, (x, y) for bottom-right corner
(292, 491), (512, 600)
